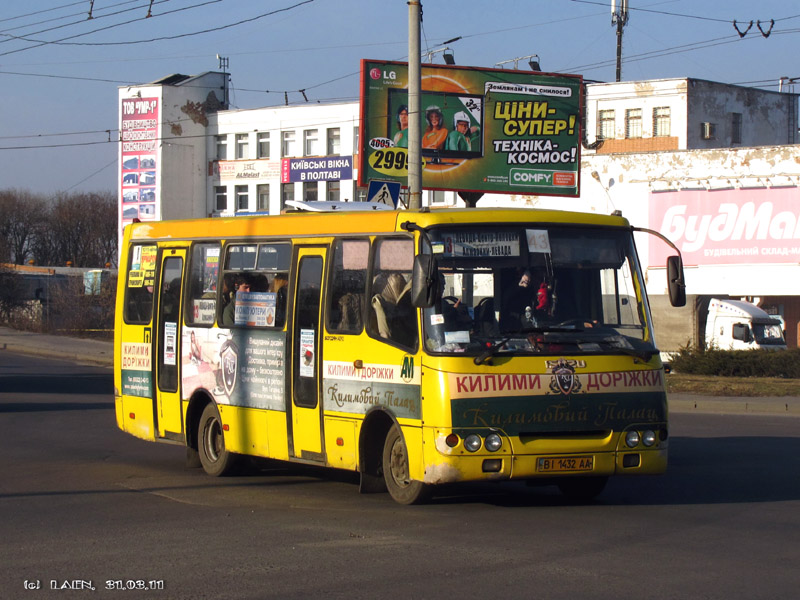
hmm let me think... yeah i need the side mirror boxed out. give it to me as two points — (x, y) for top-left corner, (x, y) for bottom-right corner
(666, 255), (686, 307)
(411, 254), (438, 308)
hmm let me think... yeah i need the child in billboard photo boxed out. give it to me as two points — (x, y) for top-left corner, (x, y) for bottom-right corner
(445, 111), (471, 151)
(445, 111), (481, 152)
(393, 104), (409, 148)
(422, 105), (448, 150)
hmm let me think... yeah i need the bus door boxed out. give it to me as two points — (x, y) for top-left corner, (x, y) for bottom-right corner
(154, 248), (186, 441)
(289, 247), (326, 461)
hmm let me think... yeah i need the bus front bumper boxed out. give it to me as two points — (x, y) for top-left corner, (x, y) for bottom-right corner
(421, 428), (668, 485)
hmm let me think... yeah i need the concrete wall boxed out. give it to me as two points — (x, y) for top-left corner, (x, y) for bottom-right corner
(686, 79), (797, 148)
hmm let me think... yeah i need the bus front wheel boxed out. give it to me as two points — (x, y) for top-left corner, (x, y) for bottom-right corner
(382, 425), (430, 505)
(198, 403), (236, 477)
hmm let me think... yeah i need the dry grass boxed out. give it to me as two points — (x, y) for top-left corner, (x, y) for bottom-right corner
(665, 373), (800, 397)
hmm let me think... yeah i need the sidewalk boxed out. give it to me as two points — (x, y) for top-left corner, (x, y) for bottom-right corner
(1, 327), (799, 416)
(0, 326), (113, 367)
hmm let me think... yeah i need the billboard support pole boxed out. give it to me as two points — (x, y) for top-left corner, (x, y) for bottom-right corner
(408, 1), (422, 209)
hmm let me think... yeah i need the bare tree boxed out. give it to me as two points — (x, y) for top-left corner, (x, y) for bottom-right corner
(0, 189), (47, 264)
(28, 191), (118, 268)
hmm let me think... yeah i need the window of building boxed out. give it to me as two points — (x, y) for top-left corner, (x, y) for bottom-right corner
(215, 186), (228, 212)
(598, 109), (615, 140)
(304, 129), (320, 156)
(235, 185), (249, 212)
(282, 131), (296, 157)
(235, 134), (249, 159)
(625, 108), (642, 138)
(701, 122), (716, 140)
(430, 190), (447, 205)
(281, 183), (294, 210)
(653, 107), (671, 137)
(353, 183), (367, 203)
(257, 184), (270, 212)
(327, 128), (341, 155)
(257, 132), (270, 158)
(354, 126), (359, 152)
(731, 112), (742, 144)
(304, 181), (318, 202)
(215, 135), (228, 160)
(327, 181), (340, 202)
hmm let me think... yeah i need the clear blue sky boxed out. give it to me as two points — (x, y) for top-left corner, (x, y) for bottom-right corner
(1, 0), (798, 195)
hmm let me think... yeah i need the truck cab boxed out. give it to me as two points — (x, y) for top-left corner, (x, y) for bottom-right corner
(704, 298), (786, 351)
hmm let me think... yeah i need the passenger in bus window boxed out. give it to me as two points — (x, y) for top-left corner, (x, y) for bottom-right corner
(270, 272), (289, 326)
(221, 272), (253, 327)
(371, 272), (415, 346)
(252, 273), (269, 292)
(217, 273), (235, 325)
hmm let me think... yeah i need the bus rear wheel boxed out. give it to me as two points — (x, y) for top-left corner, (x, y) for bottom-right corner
(198, 403), (236, 477)
(382, 425), (430, 505)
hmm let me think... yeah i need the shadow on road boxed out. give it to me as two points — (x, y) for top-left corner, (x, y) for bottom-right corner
(0, 401), (114, 412)
(0, 373), (111, 395)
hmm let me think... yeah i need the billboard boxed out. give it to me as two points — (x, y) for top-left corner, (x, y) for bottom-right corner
(649, 187), (800, 266)
(359, 60), (582, 197)
(120, 97), (159, 226)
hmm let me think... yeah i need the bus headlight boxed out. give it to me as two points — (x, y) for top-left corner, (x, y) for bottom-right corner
(625, 430), (640, 448)
(642, 430), (657, 447)
(464, 434), (482, 452)
(485, 433), (503, 452)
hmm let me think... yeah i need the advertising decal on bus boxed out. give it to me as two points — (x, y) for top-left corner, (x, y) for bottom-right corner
(182, 326), (287, 411)
(449, 368), (666, 434)
(323, 359), (421, 419)
(121, 342), (152, 397)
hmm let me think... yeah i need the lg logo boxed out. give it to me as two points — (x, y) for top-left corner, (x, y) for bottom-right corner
(370, 68), (397, 81)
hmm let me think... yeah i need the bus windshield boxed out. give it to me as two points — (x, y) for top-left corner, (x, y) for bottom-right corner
(422, 225), (656, 359)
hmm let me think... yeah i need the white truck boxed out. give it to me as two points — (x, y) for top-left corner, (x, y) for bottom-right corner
(704, 298), (786, 351)
(650, 295), (786, 367)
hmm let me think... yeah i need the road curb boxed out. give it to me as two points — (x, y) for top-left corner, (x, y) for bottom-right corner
(670, 396), (800, 416)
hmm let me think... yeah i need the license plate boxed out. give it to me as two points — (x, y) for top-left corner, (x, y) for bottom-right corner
(537, 456), (594, 473)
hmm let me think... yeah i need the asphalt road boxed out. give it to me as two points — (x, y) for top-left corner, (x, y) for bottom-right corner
(2, 351), (799, 599)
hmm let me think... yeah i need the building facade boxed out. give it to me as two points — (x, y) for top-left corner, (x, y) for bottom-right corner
(585, 78), (798, 154)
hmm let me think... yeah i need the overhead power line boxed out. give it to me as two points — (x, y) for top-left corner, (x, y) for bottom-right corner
(0, 0), (222, 56)
(0, 0), (314, 58)
(0, 0), (153, 35)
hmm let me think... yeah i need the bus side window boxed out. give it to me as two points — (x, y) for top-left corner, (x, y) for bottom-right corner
(327, 238), (369, 334)
(185, 243), (221, 326)
(219, 242), (291, 328)
(368, 237), (417, 349)
(124, 244), (156, 324)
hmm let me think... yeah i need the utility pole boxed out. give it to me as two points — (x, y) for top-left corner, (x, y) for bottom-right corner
(612, 0), (629, 82)
(407, 1), (422, 209)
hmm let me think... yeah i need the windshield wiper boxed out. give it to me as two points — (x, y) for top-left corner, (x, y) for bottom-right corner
(474, 337), (512, 365)
(474, 326), (579, 365)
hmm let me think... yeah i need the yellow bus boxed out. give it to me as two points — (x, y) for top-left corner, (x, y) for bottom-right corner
(114, 204), (685, 504)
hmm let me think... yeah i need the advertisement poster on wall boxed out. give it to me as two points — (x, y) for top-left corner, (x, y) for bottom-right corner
(649, 187), (800, 266)
(120, 96), (159, 227)
(359, 60), (582, 197)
